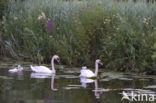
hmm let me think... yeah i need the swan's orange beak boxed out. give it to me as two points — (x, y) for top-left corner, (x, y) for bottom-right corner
(99, 61), (103, 65)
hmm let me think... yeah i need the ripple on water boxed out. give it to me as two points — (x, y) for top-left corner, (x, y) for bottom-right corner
(144, 85), (156, 89)
(93, 88), (111, 92)
(0, 76), (13, 80)
(100, 78), (113, 81)
(58, 75), (79, 79)
(117, 77), (133, 81)
(63, 86), (81, 90)
(139, 78), (149, 81)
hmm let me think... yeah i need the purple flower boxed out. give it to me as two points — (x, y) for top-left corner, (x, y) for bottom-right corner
(47, 20), (55, 33)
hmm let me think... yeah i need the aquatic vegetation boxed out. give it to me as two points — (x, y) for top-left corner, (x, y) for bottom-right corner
(1, 0), (156, 73)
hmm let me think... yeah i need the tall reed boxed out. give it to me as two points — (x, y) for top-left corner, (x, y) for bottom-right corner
(2, 0), (156, 72)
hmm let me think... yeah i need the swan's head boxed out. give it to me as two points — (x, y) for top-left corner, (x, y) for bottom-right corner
(17, 65), (23, 70)
(53, 55), (60, 63)
(96, 59), (103, 65)
(82, 66), (87, 70)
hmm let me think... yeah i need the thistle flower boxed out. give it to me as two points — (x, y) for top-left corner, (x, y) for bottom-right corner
(47, 20), (55, 33)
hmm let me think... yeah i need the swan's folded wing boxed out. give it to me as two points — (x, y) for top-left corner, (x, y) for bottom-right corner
(31, 66), (51, 73)
(80, 69), (95, 78)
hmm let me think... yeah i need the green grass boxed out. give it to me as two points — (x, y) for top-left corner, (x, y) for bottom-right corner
(1, 0), (156, 73)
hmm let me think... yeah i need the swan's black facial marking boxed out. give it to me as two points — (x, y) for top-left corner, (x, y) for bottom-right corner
(56, 58), (60, 63)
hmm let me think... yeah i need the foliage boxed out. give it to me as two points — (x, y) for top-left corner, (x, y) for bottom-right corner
(1, 0), (156, 73)
(0, 0), (7, 19)
(0, 0), (7, 56)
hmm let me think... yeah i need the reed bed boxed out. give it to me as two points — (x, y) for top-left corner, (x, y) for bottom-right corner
(1, 0), (156, 73)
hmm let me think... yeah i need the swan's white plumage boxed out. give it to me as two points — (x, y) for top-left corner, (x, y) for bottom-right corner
(8, 68), (18, 73)
(30, 65), (53, 74)
(80, 69), (95, 78)
(8, 65), (23, 73)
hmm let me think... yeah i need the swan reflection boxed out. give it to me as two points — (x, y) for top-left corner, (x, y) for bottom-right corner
(51, 74), (58, 91)
(31, 73), (51, 78)
(80, 78), (103, 99)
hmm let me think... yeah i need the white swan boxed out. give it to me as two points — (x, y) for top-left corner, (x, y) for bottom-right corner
(8, 65), (23, 73)
(30, 55), (60, 74)
(79, 59), (103, 78)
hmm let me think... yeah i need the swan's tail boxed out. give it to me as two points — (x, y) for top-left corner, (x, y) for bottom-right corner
(30, 65), (35, 72)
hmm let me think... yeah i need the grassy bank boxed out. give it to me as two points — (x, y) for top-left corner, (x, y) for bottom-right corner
(1, 0), (156, 73)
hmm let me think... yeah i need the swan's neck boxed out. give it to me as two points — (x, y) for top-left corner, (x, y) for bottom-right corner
(95, 62), (98, 76)
(51, 57), (56, 73)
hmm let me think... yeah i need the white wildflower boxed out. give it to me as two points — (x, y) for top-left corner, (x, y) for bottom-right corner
(38, 15), (42, 20)
(14, 16), (18, 20)
(41, 12), (46, 19)
(38, 12), (46, 20)
(143, 18), (147, 23)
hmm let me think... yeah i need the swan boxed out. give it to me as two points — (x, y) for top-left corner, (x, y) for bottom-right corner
(79, 59), (103, 78)
(8, 65), (23, 73)
(30, 55), (60, 74)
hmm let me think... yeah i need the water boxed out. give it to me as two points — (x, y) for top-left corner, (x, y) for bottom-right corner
(0, 60), (156, 103)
